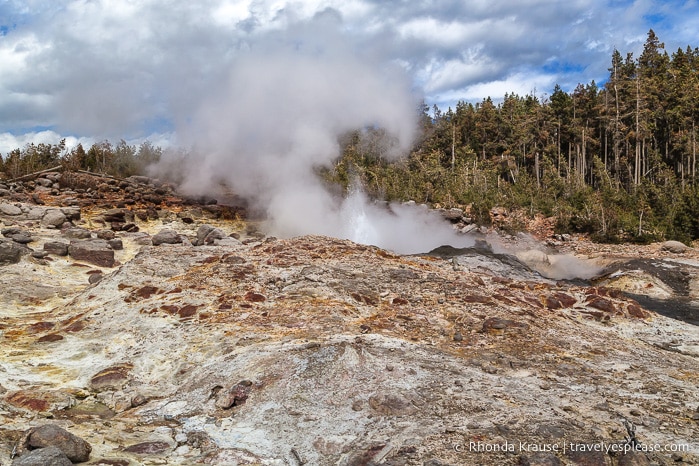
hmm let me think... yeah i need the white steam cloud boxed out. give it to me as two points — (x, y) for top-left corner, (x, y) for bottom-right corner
(152, 12), (475, 254)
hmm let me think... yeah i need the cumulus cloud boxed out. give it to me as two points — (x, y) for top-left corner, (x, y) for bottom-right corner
(1, 0), (697, 142)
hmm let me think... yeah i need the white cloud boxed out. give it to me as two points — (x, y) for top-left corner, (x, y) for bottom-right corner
(0, 130), (85, 156)
(0, 0), (697, 144)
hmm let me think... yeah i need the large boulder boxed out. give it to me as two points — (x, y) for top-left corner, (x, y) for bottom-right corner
(68, 239), (115, 267)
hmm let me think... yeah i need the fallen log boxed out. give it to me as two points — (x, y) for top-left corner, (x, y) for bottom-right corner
(8, 165), (63, 183)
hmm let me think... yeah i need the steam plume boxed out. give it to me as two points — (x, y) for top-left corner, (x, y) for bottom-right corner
(152, 12), (475, 253)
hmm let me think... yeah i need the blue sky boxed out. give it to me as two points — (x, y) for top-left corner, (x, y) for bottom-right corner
(1, 0), (698, 154)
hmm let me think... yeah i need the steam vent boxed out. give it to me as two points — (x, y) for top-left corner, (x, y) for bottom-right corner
(1, 171), (698, 465)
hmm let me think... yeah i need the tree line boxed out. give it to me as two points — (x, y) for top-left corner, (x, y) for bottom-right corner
(329, 29), (699, 243)
(0, 139), (162, 180)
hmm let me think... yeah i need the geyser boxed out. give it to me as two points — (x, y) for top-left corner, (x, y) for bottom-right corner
(151, 12), (477, 254)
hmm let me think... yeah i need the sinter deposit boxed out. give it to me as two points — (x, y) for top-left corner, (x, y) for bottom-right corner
(0, 171), (698, 465)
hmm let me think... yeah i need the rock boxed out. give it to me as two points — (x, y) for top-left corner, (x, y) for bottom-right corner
(41, 209), (68, 227)
(213, 237), (241, 247)
(44, 242), (69, 256)
(123, 441), (171, 454)
(88, 273), (103, 284)
(60, 206), (81, 221)
(1, 226), (23, 236)
(128, 232), (153, 245)
(96, 229), (116, 240)
(586, 297), (617, 314)
(546, 292), (578, 309)
(90, 363), (133, 392)
(62, 227), (92, 239)
(0, 239), (27, 265)
(10, 233), (34, 244)
(35, 177), (53, 188)
(21, 424), (92, 462)
(195, 224), (214, 245)
(11, 446), (72, 466)
(131, 394), (148, 407)
(661, 240), (688, 254)
(68, 239), (115, 267)
(26, 207), (45, 220)
(0, 203), (22, 215)
(441, 208), (464, 221)
(103, 208), (126, 223)
(152, 229), (182, 246)
(195, 224), (227, 246)
(108, 238), (123, 250)
(215, 380), (253, 409)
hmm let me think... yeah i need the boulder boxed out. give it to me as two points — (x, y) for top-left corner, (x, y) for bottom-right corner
(152, 229), (182, 246)
(0, 239), (27, 265)
(661, 240), (688, 254)
(68, 239), (115, 267)
(41, 209), (67, 228)
(11, 446), (72, 466)
(195, 224), (226, 245)
(96, 230), (116, 240)
(26, 207), (46, 220)
(108, 238), (123, 250)
(102, 208), (126, 223)
(60, 206), (81, 221)
(440, 208), (464, 221)
(2, 227), (23, 237)
(20, 424), (92, 463)
(44, 242), (69, 256)
(9, 233), (34, 244)
(0, 203), (22, 216)
(35, 178), (53, 188)
(195, 224), (215, 246)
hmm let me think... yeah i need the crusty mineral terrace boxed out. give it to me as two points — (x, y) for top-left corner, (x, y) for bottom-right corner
(0, 172), (698, 466)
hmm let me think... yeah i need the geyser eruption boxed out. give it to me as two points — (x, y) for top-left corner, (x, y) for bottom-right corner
(152, 12), (474, 254)
(149, 11), (602, 280)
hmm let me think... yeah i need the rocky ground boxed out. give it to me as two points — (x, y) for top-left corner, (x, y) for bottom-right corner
(1, 171), (698, 466)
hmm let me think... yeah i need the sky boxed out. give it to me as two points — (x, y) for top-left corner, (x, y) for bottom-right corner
(1, 0), (698, 155)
